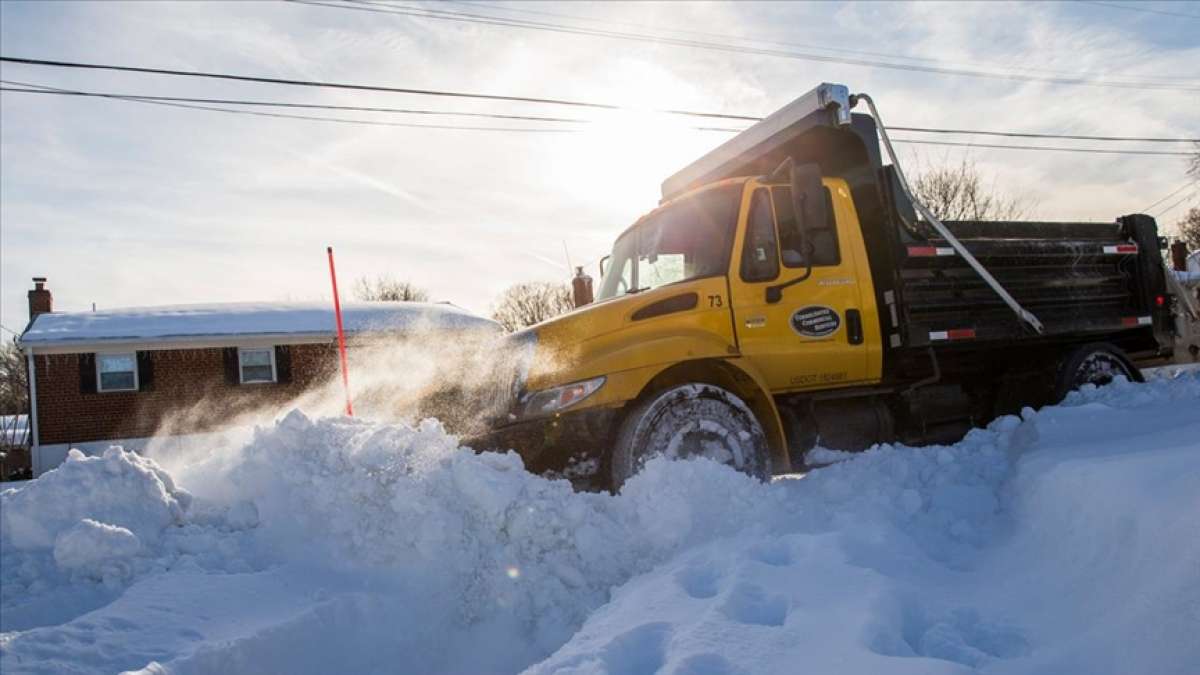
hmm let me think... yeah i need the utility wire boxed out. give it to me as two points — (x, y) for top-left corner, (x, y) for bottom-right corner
(0, 82), (732, 133)
(1143, 181), (1198, 212)
(0, 84), (578, 132)
(2, 60), (1198, 144)
(290, 0), (1200, 92)
(886, 125), (1197, 144)
(3, 81), (1194, 142)
(0, 55), (752, 120)
(3, 82), (1193, 157)
(438, 0), (1200, 83)
(441, 0), (970, 67)
(351, 0), (1199, 91)
(0, 80), (593, 124)
(1081, 1), (1200, 20)
(1155, 191), (1198, 219)
(878, 138), (1191, 157)
(0, 56), (628, 112)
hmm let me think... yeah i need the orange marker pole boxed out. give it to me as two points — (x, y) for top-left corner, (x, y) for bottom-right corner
(326, 246), (354, 416)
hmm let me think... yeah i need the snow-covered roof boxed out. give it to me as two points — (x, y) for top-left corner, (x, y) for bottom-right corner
(19, 301), (499, 348)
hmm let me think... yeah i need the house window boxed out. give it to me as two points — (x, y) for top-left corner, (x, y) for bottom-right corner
(97, 353), (138, 392)
(238, 347), (277, 384)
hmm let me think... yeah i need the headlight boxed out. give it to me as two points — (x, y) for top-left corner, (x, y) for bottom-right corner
(517, 376), (606, 420)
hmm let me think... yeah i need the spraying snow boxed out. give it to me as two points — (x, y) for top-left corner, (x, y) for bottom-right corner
(1, 368), (1198, 674)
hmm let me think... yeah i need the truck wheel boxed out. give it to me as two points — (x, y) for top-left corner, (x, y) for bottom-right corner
(610, 383), (771, 490)
(1052, 342), (1142, 403)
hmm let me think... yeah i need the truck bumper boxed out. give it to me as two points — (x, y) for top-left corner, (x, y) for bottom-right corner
(463, 406), (620, 474)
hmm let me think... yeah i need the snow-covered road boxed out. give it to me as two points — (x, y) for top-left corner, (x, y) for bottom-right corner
(2, 369), (1198, 674)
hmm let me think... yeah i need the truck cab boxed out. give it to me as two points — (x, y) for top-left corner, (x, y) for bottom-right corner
(587, 173), (883, 392)
(470, 83), (1173, 490)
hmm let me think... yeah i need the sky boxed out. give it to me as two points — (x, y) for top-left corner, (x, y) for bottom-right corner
(1, 0), (1198, 335)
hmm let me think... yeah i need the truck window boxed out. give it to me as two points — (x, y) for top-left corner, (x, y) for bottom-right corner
(609, 256), (634, 296)
(773, 186), (840, 267)
(596, 185), (740, 300)
(741, 189), (779, 283)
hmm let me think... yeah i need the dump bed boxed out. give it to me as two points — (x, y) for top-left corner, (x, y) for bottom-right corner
(891, 214), (1171, 351)
(660, 81), (1173, 360)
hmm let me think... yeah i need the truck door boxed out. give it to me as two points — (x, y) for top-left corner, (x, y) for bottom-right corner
(729, 178), (881, 392)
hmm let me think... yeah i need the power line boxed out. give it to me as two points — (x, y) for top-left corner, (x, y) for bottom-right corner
(4, 82), (1192, 157)
(349, 0), (1200, 91)
(439, 0), (1200, 84)
(440, 0), (963, 67)
(884, 138), (1192, 157)
(1081, 1), (1200, 20)
(886, 125), (1197, 144)
(3, 59), (1198, 144)
(0, 82), (735, 133)
(289, 0), (1200, 92)
(0, 54), (753, 121)
(0, 80), (593, 124)
(0, 55), (627, 112)
(0, 84), (578, 132)
(1155, 191), (1198, 219)
(4, 81), (1195, 142)
(1143, 181), (1198, 212)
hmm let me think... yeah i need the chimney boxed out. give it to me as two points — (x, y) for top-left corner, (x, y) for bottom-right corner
(28, 277), (52, 320)
(572, 266), (593, 308)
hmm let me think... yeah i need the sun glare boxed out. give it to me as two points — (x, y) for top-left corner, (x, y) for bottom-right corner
(549, 110), (724, 211)
(541, 56), (728, 218)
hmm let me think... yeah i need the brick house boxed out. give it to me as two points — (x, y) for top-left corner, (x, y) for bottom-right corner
(17, 278), (497, 475)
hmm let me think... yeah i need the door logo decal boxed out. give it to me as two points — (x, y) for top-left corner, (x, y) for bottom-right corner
(791, 305), (841, 338)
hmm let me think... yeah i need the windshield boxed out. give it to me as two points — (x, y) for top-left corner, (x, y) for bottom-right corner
(597, 185), (741, 300)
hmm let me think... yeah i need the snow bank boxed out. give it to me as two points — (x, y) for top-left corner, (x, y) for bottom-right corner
(2, 410), (775, 674)
(2, 447), (187, 552)
(532, 372), (1200, 675)
(0, 448), (252, 633)
(194, 410), (783, 672)
(2, 370), (1198, 675)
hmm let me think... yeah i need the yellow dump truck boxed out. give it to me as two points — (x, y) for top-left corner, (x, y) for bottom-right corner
(466, 83), (1176, 489)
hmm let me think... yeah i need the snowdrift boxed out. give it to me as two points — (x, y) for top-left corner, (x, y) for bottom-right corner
(1, 369), (1198, 674)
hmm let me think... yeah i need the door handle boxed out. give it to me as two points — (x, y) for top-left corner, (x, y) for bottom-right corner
(846, 309), (863, 345)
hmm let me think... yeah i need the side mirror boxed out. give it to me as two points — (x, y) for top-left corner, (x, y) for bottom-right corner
(599, 255), (610, 278)
(764, 159), (825, 304)
(789, 162), (826, 268)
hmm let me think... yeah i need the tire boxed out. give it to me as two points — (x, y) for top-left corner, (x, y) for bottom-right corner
(610, 383), (771, 490)
(1051, 342), (1142, 403)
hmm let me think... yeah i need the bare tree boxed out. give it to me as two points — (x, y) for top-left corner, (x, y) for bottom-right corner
(353, 275), (430, 302)
(1178, 207), (1200, 251)
(912, 158), (1031, 221)
(0, 338), (28, 416)
(491, 281), (574, 332)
